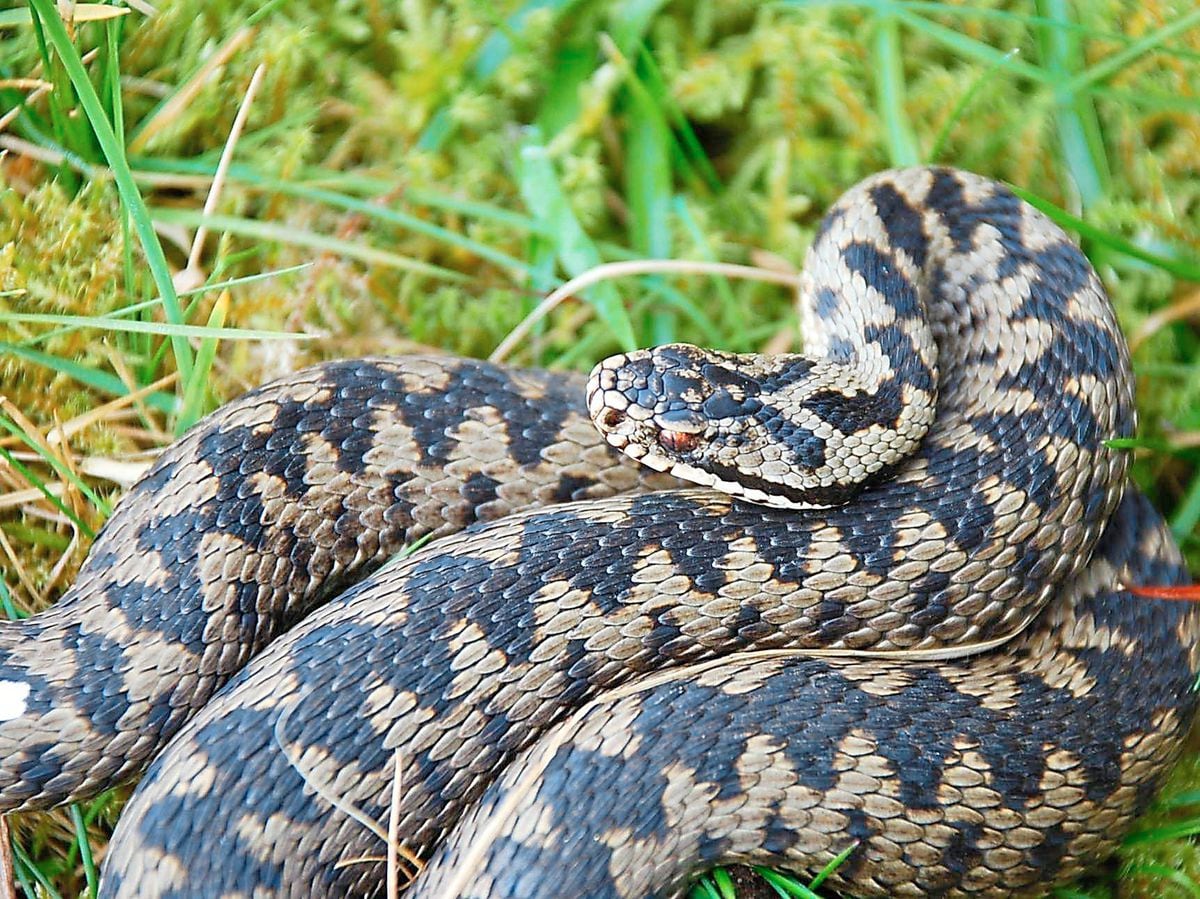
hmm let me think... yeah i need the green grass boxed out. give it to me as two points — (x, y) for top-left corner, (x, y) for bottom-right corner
(0, 0), (1199, 896)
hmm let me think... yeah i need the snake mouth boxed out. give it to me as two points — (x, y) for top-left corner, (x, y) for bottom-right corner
(587, 381), (674, 473)
(602, 429), (631, 452)
(597, 429), (673, 472)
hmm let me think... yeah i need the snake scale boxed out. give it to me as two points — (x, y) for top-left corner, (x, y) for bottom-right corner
(0, 167), (1195, 897)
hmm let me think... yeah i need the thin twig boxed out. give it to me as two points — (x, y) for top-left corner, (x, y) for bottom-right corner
(0, 79), (53, 92)
(488, 259), (802, 363)
(0, 399), (59, 466)
(77, 457), (153, 487)
(128, 26), (256, 154)
(387, 746), (406, 899)
(55, 3), (131, 24)
(0, 134), (76, 167)
(184, 63), (267, 278)
(0, 484), (67, 513)
(0, 134), (213, 190)
(41, 516), (80, 603)
(273, 701), (423, 880)
(0, 529), (39, 605)
(43, 372), (177, 448)
(0, 816), (15, 899)
(104, 350), (172, 445)
(273, 701), (389, 843)
(1129, 287), (1200, 353)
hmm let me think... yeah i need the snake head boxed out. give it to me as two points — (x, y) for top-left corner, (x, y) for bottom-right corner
(587, 343), (867, 509)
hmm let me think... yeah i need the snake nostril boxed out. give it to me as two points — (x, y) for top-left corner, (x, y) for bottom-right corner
(600, 408), (626, 429)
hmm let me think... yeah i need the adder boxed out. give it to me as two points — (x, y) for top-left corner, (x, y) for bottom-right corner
(1, 167), (1195, 897)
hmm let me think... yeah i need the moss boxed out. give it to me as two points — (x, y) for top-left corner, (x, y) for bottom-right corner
(0, 181), (132, 421)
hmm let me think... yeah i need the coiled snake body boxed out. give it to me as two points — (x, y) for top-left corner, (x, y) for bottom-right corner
(1, 168), (1195, 897)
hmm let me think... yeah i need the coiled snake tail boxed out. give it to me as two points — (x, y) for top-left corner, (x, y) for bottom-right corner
(410, 491), (1198, 898)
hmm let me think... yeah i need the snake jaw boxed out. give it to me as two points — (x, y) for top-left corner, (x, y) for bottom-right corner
(588, 353), (702, 475)
(593, 425), (675, 473)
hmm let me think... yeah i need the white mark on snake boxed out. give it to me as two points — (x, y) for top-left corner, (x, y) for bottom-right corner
(0, 681), (31, 721)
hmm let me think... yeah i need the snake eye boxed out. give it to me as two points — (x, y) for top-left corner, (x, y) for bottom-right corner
(600, 408), (626, 429)
(659, 430), (701, 454)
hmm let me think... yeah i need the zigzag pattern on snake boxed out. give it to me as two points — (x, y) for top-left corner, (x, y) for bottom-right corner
(0, 168), (1194, 897)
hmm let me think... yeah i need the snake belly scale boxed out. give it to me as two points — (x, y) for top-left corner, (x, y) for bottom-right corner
(0, 167), (1193, 897)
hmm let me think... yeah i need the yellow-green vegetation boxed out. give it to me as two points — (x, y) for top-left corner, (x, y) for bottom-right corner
(1, 1), (1199, 896)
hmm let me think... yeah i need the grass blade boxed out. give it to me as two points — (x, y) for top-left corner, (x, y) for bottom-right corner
(929, 49), (1021, 162)
(1058, 7), (1200, 97)
(131, 156), (553, 234)
(26, 0), (193, 384)
(1117, 863), (1200, 897)
(176, 292), (229, 433)
(0, 415), (111, 519)
(17, 264), (313, 348)
(754, 869), (823, 899)
(536, 41), (595, 136)
(517, 137), (636, 351)
(0, 577), (24, 620)
(635, 44), (722, 192)
(68, 804), (98, 898)
(1009, 187), (1200, 281)
(808, 842), (858, 888)
(10, 839), (62, 899)
(1036, 0), (1110, 208)
(0, 443), (96, 539)
(149, 208), (469, 282)
(892, 5), (1053, 85)
(0, 343), (177, 413)
(0, 311), (313, 342)
(621, 44), (675, 342)
(255, 183), (531, 276)
(1170, 472), (1200, 543)
(873, 10), (921, 166)
(417, 0), (588, 151)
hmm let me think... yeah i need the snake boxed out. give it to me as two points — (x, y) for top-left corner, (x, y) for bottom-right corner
(0, 167), (1194, 897)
